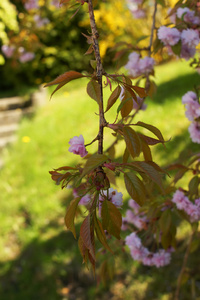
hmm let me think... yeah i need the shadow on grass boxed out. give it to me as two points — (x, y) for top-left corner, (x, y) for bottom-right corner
(153, 127), (200, 166)
(153, 72), (200, 104)
(0, 223), (96, 300)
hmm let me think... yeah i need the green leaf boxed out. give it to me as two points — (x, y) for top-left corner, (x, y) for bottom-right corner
(188, 176), (199, 197)
(87, 79), (101, 104)
(65, 197), (81, 238)
(124, 172), (146, 206)
(123, 126), (141, 158)
(156, 0), (166, 7)
(101, 200), (122, 240)
(171, 41), (182, 56)
(81, 154), (108, 177)
(94, 215), (114, 253)
(159, 209), (172, 234)
(105, 85), (121, 112)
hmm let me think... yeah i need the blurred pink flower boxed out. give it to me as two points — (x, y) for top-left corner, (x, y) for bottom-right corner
(19, 52), (35, 63)
(68, 135), (88, 157)
(158, 26), (180, 46)
(181, 29), (200, 48)
(189, 122), (200, 144)
(177, 7), (200, 25)
(25, 0), (39, 10)
(182, 91), (200, 121)
(1, 45), (15, 58)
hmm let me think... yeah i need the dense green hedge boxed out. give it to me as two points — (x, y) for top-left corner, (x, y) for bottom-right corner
(0, 1), (91, 91)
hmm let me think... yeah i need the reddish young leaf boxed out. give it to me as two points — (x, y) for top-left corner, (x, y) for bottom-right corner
(124, 172), (146, 206)
(49, 170), (71, 185)
(80, 215), (95, 260)
(94, 215), (114, 254)
(101, 200), (122, 240)
(134, 121), (165, 143)
(44, 71), (85, 98)
(65, 197), (81, 238)
(81, 154), (108, 177)
(140, 139), (152, 161)
(131, 85), (147, 98)
(78, 235), (95, 273)
(105, 85), (121, 112)
(131, 161), (164, 191)
(87, 79), (101, 104)
(123, 126), (141, 158)
(138, 133), (165, 146)
(123, 147), (130, 163)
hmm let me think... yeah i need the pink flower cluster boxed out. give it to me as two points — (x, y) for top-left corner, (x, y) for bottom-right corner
(122, 199), (148, 230)
(125, 52), (155, 78)
(25, 0), (39, 10)
(158, 25), (200, 60)
(120, 87), (147, 111)
(1, 45), (35, 63)
(182, 91), (200, 143)
(126, 0), (146, 19)
(176, 7), (200, 25)
(68, 135), (88, 157)
(125, 232), (172, 267)
(172, 190), (200, 222)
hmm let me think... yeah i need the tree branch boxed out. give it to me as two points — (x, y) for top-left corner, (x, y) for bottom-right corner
(87, 0), (107, 155)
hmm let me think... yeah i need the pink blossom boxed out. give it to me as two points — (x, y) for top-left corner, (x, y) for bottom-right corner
(158, 26), (181, 46)
(68, 135), (88, 157)
(180, 45), (196, 60)
(125, 52), (154, 77)
(125, 232), (172, 267)
(181, 29), (200, 48)
(125, 232), (142, 248)
(182, 91), (200, 121)
(121, 217), (129, 231)
(152, 250), (171, 268)
(128, 199), (140, 213)
(126, 0), (143, 5)
(139, 56), (155, 75)
(99, 188), (123, 207)
(131, 9), (146, 19)
(177, 7), (200, 25)
(172, 190), (200, 221)
(1, 45), (15, 58)
(188, 122), (200, 144)
(19, 52), (35, 63)
(79, 194), (91, 205)
(25, 0), (39, 10)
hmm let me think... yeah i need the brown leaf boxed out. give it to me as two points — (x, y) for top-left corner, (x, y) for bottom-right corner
(65, 197), (81, 238)
(123, 126), (141, 158)
(80, 215), (95, 260)
(124, 172), (146, 206)
(87, 79), (101, 104)
(105, 85), (121, 112)
(101, 200), (122, 240)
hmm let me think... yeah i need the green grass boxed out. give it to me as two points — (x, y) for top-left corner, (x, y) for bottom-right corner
(0, 60), (200, 300)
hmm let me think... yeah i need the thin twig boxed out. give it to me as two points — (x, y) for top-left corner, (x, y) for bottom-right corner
(174, 228), (196, 300)
(87, 0), (107, 155)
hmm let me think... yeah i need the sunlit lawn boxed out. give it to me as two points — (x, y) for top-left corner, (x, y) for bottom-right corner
(0, 59), (199, 300)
